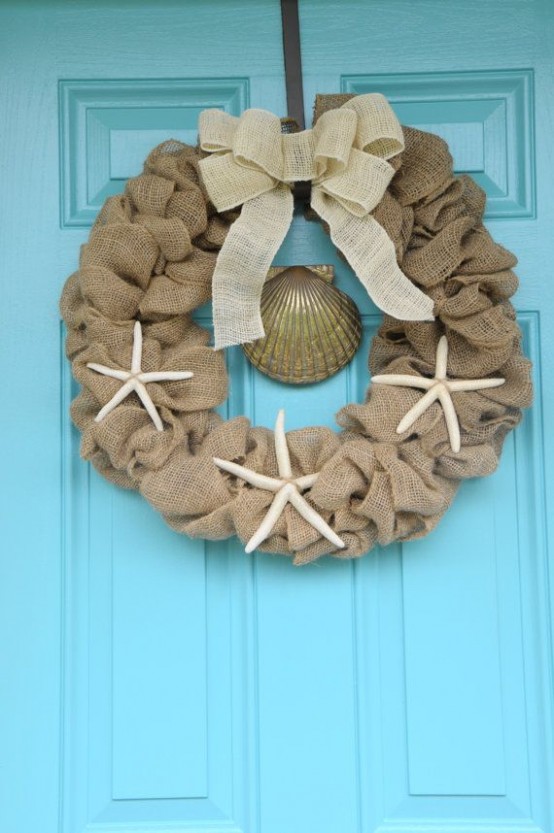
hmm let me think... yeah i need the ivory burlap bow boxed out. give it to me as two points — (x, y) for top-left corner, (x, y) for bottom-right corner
(198, 93), (435, 350)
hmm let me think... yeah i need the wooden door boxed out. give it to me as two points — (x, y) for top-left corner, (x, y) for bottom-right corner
(1, 1), (553, 832)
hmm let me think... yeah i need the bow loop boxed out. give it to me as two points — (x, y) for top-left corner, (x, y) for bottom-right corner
(318, 148), (395, 217)
(198, 109), (236, 154)
(199, 147), (275, 213)
(343, 92), (405, 158)
(312, 107), (358, 179)
(198, 93), (435, 350)
(233, 109), (284, 177)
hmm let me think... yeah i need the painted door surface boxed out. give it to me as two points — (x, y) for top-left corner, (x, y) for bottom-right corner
(1, 1), (553, 832)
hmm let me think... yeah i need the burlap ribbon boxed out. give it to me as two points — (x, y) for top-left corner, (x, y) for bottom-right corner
(199, 93), (435, 349)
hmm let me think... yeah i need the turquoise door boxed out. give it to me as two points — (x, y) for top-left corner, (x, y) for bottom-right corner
(2, 1), (553, 831)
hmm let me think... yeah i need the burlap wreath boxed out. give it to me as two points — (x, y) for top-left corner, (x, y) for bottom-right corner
(60, 94), (532, 565)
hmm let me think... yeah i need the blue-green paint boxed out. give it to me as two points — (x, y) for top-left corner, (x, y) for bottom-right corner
(1, 1), (553, 832)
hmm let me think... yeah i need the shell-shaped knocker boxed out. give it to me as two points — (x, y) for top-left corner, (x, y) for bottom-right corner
(242, 265), (362, 384)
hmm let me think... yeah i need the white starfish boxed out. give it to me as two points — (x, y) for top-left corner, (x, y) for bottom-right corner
(214, 409), (345, 553)
(372, 335), (505, 453)
(87, 321), (193, 431)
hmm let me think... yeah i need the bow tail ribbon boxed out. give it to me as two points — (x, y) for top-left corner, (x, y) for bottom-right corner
(311, 189), (435, 323)
(212, 184), (294, 350)
(213, 185), (434, 349)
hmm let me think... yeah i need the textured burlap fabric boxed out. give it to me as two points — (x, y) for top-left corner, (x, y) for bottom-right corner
(60, 94), (532, 565)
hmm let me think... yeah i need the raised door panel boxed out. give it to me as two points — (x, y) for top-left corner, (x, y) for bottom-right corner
(297, 1), (554, 831)
(1, 3), (285, 833)
(60, 83), (259, 832)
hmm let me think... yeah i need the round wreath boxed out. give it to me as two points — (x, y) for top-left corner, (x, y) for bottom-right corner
(60, 93), (532, 565)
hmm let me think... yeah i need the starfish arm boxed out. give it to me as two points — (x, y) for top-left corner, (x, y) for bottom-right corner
(274, 409), (293, 479)
(437, 386), (461, 453)
(131, 321), (143, 375)
(435, 335), (449, 379)
(139, 370), (194, 383)
(294, 473), (319, 490)
(94, 379), (135, 423)
(396, 386), (440, 434)
(245, 485), (292, 553)
(87, 363), (131, 382)
(288, 489), (345, 549)
(371, 374), (434, 390)
(447, 378), (505, 392)
(134, 380), (164, 431)
(213, 458), (282, 492)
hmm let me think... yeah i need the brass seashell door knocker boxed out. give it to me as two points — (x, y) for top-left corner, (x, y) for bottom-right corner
(242, 265), (362, 384)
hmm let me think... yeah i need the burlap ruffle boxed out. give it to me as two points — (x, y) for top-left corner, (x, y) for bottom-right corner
(60, 97), (532, 565)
